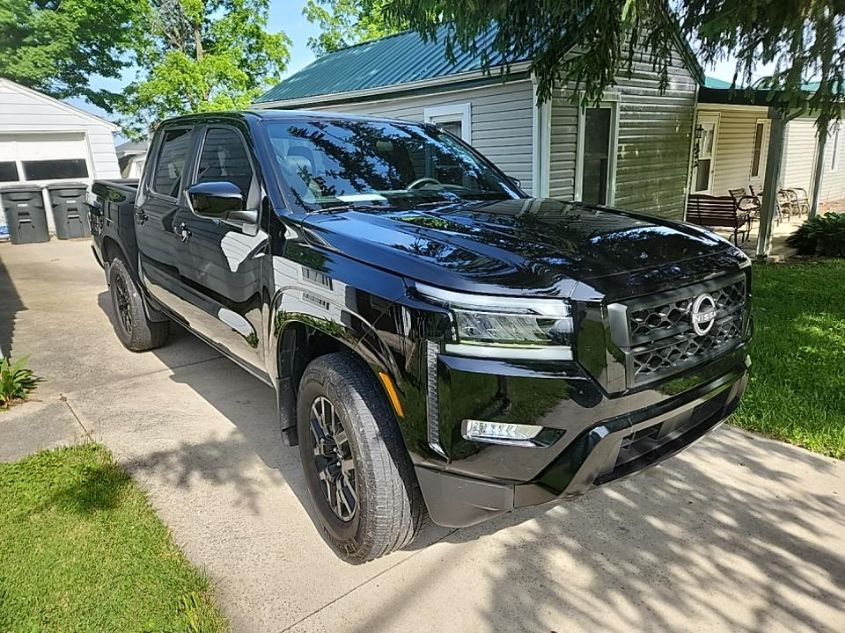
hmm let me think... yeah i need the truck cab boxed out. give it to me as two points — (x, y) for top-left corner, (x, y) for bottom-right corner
(89, 110), (751, 564)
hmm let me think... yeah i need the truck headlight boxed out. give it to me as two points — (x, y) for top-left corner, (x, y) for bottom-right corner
(415, 282), (573, 361)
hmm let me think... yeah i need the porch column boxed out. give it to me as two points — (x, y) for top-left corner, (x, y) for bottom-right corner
(756, 108), (787, 258)
(809, 124), (828, 219)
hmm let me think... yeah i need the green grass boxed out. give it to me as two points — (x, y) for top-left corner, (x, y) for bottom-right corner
(731, 259), (845, 458)
(0, 444), (229, 633)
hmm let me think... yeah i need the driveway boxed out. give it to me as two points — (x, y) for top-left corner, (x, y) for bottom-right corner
(1, 239), (844, 633)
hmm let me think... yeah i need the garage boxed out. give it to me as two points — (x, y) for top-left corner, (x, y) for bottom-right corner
(0, 78), (120, 238)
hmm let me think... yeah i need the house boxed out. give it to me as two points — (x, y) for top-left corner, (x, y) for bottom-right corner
(0, 78), (121, 233)
(692, 77), (845, 211)
(254, 26), (704, 220)
(115, 139), (149, 179)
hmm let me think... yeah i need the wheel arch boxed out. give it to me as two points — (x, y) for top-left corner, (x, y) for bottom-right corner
(273, 313), (405, 447)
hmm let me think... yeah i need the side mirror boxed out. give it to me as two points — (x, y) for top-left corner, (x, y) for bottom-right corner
(186, 181), (257, 224)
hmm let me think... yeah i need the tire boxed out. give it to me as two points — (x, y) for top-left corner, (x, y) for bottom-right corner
(107, 257), (169, 352)
(297, 352), (424, 563)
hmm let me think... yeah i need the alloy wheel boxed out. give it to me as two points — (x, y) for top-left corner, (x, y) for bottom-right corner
(309, 396), (358, 521)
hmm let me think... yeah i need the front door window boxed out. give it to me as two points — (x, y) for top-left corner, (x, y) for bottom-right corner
(582, 108), (612, 204)
(693, 116), (718, 193)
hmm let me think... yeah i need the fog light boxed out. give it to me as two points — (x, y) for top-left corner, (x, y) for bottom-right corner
(462, 420), (544, 446)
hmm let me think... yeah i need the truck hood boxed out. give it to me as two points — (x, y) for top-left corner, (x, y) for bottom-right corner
(301, 198), (743, 298)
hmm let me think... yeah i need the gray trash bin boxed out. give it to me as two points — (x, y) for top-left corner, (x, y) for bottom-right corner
(0, 185), (50, 244)
(46, 182), (91, 239)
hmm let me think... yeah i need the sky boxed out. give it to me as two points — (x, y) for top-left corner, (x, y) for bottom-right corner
(66, 0), (321, 122)
(66, 1), (745, 127)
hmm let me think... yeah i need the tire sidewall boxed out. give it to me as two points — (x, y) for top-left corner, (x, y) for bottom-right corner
(297, 366), (371, 558)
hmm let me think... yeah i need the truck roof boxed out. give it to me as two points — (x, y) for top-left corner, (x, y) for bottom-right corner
(158, 109), (414, 127)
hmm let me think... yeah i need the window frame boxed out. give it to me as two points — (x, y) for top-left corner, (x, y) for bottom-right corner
(830, 123), (841, 172)
(575, 99), (620, 205)
(750, 119), (767, 179)
(189, 124), (259, 201)
(691, 112), (721, 195)
(423, 103), (472, 143)
(145, 125), (197, 202)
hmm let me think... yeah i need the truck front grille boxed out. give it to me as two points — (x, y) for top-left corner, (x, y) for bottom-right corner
(628, 280), (746, 345)
(608, 275), (748, 387)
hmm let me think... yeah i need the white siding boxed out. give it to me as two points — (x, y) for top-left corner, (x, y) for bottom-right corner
(782, 119), (816, 194)
(820, 124), (845, 201)
(277, 81), (537, 195)
(703, 107), (770, 197)
(550, 47), (698, 219)
(0, 80), (120, 181)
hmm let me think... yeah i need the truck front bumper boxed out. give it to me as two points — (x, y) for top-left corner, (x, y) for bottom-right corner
(415, 358), (748, 528)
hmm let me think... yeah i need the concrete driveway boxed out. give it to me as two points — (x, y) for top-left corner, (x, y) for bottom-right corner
(2, 239), (844, 633)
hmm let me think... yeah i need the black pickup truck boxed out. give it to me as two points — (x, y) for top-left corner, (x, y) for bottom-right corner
(88, 110), (751, 563)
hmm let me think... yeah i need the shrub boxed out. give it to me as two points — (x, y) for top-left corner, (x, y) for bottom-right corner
(786, 212), (845, 257)
(0, 356), (39, 409)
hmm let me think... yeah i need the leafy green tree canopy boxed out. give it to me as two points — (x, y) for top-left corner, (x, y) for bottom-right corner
(385, 0), (845, 127)
(0, 0), (139, 110)
(302, 0), (402, 56)
(120, 0), (290, 137)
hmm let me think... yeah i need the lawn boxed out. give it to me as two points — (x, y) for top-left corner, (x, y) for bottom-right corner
(0, 443), (228, 633)
(731, 259), (845, 459)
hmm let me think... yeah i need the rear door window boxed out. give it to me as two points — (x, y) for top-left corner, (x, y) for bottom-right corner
(152, 128), (192, 198)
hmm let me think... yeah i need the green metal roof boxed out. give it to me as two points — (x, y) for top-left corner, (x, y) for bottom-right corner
(704, 76), (733, 89)
(255, 26), (536, 104)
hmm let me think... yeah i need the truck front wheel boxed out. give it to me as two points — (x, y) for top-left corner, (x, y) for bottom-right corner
(107, 257), (169, 352)
(296, 352), (424, 563)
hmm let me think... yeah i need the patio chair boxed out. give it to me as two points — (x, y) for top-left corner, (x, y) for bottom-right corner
(749, 185), (781, 225)
(788, 187), (810, 216)
(777, 189), (797, 220)
(729, 187), (761, 224)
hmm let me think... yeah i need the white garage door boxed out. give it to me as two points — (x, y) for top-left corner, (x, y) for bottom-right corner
(0, 133), (90, 184)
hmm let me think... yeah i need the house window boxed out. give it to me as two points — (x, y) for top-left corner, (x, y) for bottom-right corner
(0, 161), (19, 182)
(576, 103), (618, 205)
(21, 158), (88, 181)
(423, 104), (472, 143)
(751, 121), (765, 178)
(830, 124), (841, 171)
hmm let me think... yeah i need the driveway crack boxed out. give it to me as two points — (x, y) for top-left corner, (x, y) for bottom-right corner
(60, 394), (92, 439)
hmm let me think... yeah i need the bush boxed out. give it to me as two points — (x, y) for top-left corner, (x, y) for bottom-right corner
(786, 212), (845, 257)
(0, 356), (39, 409)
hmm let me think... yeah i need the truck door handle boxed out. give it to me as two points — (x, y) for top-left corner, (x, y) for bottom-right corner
(174, 222), (191, 243)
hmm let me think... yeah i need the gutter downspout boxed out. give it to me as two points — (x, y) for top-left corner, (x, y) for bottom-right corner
(756, 107), (803, 259)
(809, 124), (828, 219)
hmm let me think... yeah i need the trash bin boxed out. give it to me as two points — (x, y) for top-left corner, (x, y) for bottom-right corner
(46, 182), (91, 239)
(0, 185), (50, 244)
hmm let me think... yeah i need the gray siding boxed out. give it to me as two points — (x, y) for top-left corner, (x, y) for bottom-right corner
(613, 58), (697, 218)
(549, 48), (697, 219)
(292, 81), (536, 195)
(548, 93), (578, 199)
(706, 107), (770, 196)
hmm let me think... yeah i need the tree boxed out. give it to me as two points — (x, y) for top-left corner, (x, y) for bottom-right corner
(119, 0), (290, 136)
(0, 0), (140, 110)
(302, 0), (402, 56)
(385, 0), (845, 128)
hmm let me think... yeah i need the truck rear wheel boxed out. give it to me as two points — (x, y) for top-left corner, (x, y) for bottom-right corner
(108, 257), (169, 352)
(296, 352), (424, 563)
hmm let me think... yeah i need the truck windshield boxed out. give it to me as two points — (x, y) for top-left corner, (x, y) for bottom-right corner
(265, 118), (522, 211)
